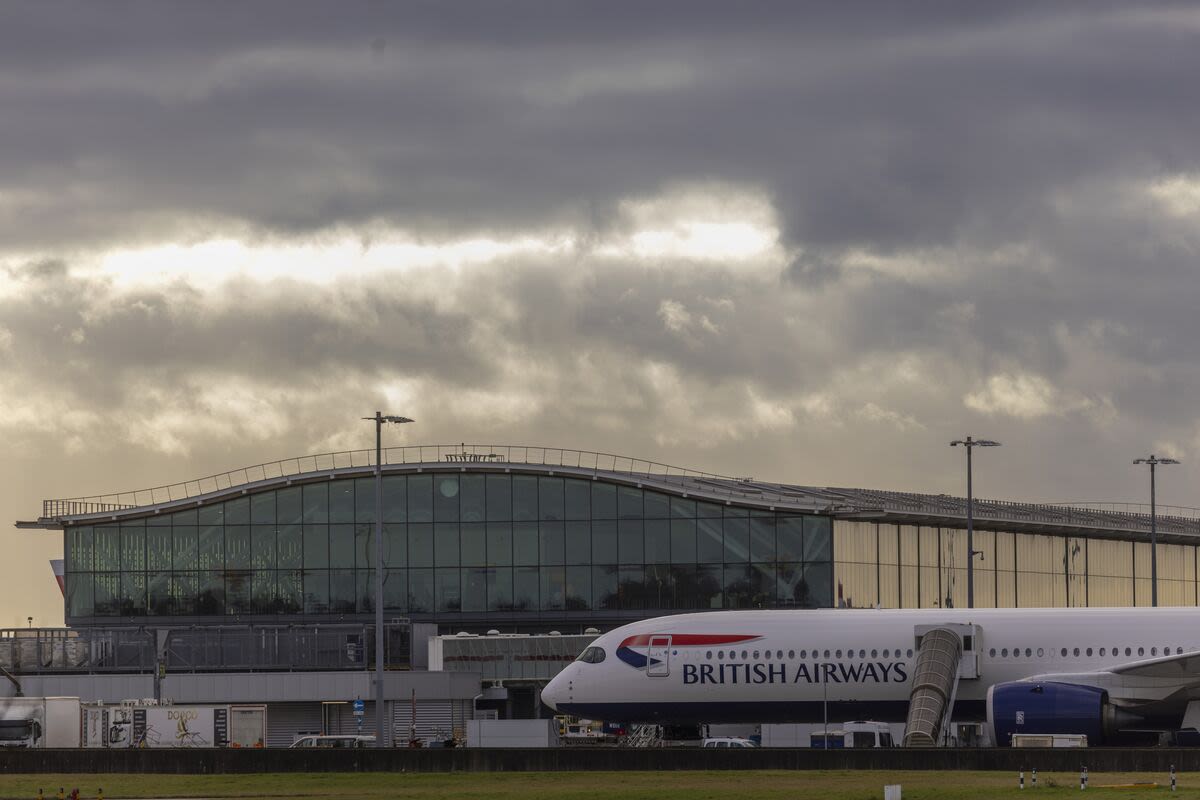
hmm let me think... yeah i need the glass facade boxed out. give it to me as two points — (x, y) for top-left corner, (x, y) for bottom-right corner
(835, 520), (1200, 609)
(64, 473), (833, 621)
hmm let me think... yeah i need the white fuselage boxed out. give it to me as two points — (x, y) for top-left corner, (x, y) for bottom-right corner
(541, 607), (1200, 724)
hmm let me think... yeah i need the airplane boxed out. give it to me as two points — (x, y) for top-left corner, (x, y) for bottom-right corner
(540, 606), (1200, 746)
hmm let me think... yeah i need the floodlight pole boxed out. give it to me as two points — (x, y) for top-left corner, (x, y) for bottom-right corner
(364, 411), (413, 747)
(951, 437), (1001, 609)
(1134, 454), (1179, 607)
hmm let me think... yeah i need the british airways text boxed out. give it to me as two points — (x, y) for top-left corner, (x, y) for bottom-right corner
(681, 661), (908, 685)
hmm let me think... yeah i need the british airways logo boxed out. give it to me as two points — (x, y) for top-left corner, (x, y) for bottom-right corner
(618, 633), (908, 685)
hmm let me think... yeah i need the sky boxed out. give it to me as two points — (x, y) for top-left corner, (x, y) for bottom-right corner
(3, 2), (1200, 628)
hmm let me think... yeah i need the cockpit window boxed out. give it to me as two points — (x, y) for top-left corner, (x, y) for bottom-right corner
(576, 646), (606, 664)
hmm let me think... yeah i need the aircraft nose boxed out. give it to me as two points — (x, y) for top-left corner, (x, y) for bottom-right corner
(541, 671), (568, 712)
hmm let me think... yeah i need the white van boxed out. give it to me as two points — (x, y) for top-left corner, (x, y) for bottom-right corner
(702, 737), (757, 748)
(289, 734), (376, 748)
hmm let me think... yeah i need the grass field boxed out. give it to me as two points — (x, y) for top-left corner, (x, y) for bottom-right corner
(0, 770), (1197, 800)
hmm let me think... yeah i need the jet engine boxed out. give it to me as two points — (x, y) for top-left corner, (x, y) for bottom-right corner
(987, 681), (1134, 746)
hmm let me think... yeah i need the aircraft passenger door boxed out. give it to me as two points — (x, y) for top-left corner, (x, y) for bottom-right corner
(646, 635), (672, 677)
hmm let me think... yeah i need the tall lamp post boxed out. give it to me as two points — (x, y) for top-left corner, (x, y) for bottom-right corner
(1133, 454), (1179, 608)
(363, 412), (413, 747)
(950, 436), (1001, 609)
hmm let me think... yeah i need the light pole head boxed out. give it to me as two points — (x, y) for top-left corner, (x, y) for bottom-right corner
(951, 438), (1001, 448)
(381, 416), (414, 425)
(1134, 455), (1180, 466)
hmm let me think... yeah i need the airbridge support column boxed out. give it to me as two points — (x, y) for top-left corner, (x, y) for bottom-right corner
(902, 628), (963, 747)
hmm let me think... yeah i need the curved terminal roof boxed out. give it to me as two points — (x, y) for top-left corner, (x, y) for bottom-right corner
(18, 443), (1200, 543)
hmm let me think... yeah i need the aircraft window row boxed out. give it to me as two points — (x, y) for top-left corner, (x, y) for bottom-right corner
(702, 648), (915, 661)
(988, 646), (1187, 659)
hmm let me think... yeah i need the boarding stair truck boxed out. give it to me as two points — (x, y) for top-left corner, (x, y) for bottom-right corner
(0, 697), (81, 747)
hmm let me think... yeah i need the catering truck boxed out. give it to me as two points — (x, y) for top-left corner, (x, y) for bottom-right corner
(0, 697), (82, 748)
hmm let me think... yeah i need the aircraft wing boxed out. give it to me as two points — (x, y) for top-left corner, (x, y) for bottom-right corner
(1107, 650), (1200, 679)
(1023, 649), (1200, 707)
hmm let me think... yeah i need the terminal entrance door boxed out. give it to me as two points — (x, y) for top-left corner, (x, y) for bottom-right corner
(647, 635), (671, 677)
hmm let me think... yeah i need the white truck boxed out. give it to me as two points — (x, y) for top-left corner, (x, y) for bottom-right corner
(0, 697), (81, 748)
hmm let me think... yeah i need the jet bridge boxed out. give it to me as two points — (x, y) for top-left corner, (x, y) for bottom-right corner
(902, 624), (979, 747)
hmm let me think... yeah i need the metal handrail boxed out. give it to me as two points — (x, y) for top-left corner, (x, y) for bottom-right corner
(41, 444), (767, 518)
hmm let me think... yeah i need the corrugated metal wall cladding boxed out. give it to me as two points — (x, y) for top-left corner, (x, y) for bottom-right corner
(265, 702), (322, 748)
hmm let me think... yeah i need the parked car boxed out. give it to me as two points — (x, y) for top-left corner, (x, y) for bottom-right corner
(702, 737), (757, 748)
(290, 734), (376, 748)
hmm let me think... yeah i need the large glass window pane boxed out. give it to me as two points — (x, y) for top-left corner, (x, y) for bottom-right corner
(750, 562), (776, 607)
(120, 525), (145, 572)
(225, 497), (250, 525)
(303, 525), (328, 569)
(487, 523), (513, 566)
(435, 476), (460, 522)
(277, 487), (302, 525)
(461, 475), (485, 522)
(436, 568), (461, 611)
(777, 517), (804, 561)
(645, 564), (672, 608)
(251, 525), (275, 570)
(564, 480), (590, 520)
(383, 569), (407, 612)
(514, 566), (538, 610)
(513, 476), (538, 521)
(619, 566), (646, 610)
(697, 502), (723, 519)
(329, 524), (355, 569)
(382, 475), (407, 522)
(120, 572), (147, 616)
(539, 477), (564, 521)
(618, 486), (643, 519)
(434, 523), (460, 567)
(565, 566), (590, 610)
(541, 566), (565, 610)
(461, 523), (486, 567)
(302, 484), (328, 524)
(330, 480), (355, 523)
(171, 508), (198, 526)
(644, 492), (670, 520)
(592, 483), (617, 520)
(777, 562), (806, 606)
(408, 569), (432, 613)
(93, 574), (118, 616)
(225, 525), (250, 570)
(225, 571), (251, 615)
(670, 497), (696, 519)
(671, 519), (696, 564)
(146, 573), (170, 618)
(750, 518), (775, 563)
(697, 518), (723, 563)
(462, 567), (487, 612)
(723, 518), (749, 564)
(618, 520), (643, 564)
(173, 527), (197, 571)
(698, 565), (723, 608)
(68, 527), (94, 573)
(540, 522), (564, 566)
(408, 475), (433, 523)
(147, 527), (172, 571)
(67, 574), (95, 618)
(565, 521), (590, 565)
(357, 568), (375, 613)
(384, 524), (407, 569)
(277, 570), (302, 613)
(302, 570), (328, 614)
(355, 524), (372, 570)
(592, 521), (617, 563)
(94, 526), (119, 571)
(277, 524), (302, 569)
(197, 571), (223, 615)
(804, 562), (833, 607)
(251, 570), (274, 614)
(487, 568), (513, 611)
(329, 569), (356, 613)
(251, 491), (275, 524)
(671, 565), (697, 608)
(171, 572), (196, 615)
(724, 565), (752, 608)
(409, 524), (434, 568)
(355, 478), (376, 524)
(645, 520), (670, 564)
(514, 522), (539, 566)
(199, 503), (224, 528)
(486, 475), (511, 522)
(805, 517), (832, 561)
(593, 565), (619, 609)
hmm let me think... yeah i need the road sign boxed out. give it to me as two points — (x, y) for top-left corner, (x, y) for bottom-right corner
(353, 699), (365, 716)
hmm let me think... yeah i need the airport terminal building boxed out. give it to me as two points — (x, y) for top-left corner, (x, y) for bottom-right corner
(12, 443), (1200, 744)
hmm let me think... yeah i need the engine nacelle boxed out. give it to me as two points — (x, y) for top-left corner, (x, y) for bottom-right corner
(987, 681), (1114, 746)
